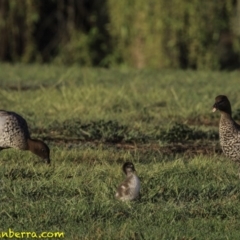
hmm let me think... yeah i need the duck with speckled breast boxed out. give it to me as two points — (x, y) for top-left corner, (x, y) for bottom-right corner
(0, 110), (50, 163)
(212, 95), (240, 173)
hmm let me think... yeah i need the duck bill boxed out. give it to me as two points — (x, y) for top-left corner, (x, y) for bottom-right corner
(212, 107), (217, 112)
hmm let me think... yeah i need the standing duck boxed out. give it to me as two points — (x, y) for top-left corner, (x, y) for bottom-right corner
(212, 95), (240, 163)
(0, 110), (50, 163)
(115, 162), (140, 201)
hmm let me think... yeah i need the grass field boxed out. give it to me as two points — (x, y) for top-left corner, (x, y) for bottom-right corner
(1, 64), (240, 239)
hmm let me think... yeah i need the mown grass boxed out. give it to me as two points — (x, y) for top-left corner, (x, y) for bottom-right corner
(1, 64), (240, 239)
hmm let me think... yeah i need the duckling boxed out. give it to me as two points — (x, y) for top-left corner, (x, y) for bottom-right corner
(115, 162), (140, 201)
(0, 110), (50, 163)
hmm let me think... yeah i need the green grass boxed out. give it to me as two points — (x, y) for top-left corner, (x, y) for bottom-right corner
(1, 63), (240, 239)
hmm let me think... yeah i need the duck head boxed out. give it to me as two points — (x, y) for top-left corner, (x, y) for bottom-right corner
(27, 139), (50, 164)
(212, 95), (232, 115)
(122, 162), (135, 175)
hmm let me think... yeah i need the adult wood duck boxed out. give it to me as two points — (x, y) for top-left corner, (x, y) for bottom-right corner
(0, 110), (50, 163)
(213, 95), (240, 163)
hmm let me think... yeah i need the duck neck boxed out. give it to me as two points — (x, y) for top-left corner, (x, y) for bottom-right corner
(220, 111), (233, 121)
(126, 171), (134, 177)
(219, 111), (236, 134)
(26, 138), (38, 152)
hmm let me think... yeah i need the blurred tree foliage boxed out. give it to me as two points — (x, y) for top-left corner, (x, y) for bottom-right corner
(0, 0), (239, 69)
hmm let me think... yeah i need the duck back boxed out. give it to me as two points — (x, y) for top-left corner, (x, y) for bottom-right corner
(0, 110), (30, 150)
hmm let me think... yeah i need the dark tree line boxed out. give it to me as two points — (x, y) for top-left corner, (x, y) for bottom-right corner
(0, 0), (239, 69)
